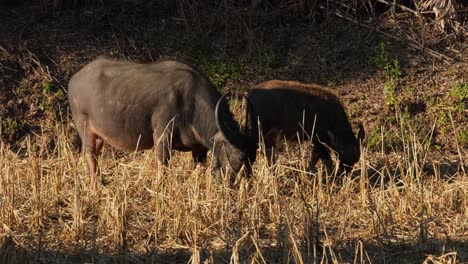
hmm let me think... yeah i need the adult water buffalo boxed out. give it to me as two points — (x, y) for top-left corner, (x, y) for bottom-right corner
(68, 57), (258, 185)
(249, 80), (364, 174)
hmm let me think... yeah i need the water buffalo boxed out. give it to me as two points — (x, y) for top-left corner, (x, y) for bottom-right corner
(249, 80), (364, 174)
(68, 57), (258, 186)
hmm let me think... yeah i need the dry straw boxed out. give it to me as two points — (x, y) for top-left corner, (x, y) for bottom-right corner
(0, 105), (466, 263)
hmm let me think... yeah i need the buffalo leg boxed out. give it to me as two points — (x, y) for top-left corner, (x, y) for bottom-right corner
(153, 128), (171, 172)
(309, 143), (333, 174)
(192, 147), (208, 163)
(95, 137), (104, 156)
(151, 112), (176, 178)
(74, 116), (100, 187)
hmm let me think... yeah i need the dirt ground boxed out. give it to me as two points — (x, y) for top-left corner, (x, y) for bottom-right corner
(1, 2), (466, 157)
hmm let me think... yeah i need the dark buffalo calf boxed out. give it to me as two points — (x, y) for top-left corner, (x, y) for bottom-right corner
(249, 80), (364, 174)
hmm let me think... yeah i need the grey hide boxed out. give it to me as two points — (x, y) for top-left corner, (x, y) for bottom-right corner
(68, 57), (258, 185)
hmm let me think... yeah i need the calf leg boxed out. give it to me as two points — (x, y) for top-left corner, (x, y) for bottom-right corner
(309, 143), (333, 174)
(264, 129), (280, 166)
(264, 144), (275, 166)
(337, 162), (351, 176)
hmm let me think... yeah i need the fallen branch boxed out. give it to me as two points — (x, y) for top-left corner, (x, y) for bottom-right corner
(327, 6), (456, 64)
(375, 0), (420, 16)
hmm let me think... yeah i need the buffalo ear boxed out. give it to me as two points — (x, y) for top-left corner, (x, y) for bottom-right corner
(357, 123), (365, 141)
(215, 93), (243, 148)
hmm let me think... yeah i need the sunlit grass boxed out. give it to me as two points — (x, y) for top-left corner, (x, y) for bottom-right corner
(0, 114), (466, 263)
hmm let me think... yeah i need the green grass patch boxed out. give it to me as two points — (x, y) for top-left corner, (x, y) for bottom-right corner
(450, 82), (468, 102)
(1, 117), (27, 140)
(15, 79), (29, 96)
(187, 46), (242, 88)
(39, 81), (67, 123)
(458, 128), (468, 147)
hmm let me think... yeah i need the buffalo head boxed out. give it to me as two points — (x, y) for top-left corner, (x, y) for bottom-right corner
(328, 123), (365, 174)
(212, 93), (258, 181)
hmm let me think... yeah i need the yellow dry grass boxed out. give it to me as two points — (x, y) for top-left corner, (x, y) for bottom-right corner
(0, 114), (466, 263)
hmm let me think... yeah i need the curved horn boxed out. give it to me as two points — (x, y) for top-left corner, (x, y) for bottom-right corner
(357, 123), (365, 141)
(215, 93), (230, 134)
(215, 93), (243, 148)
(244, 95), (259, 163)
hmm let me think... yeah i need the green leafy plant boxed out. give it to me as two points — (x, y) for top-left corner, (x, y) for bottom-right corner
(427, 95), (438, 107)
(386, 59), (402, 79)
(384, 80), (396, 106)
(328, 77), (340, 86)
(39, 81), (66, 122)
(259, 48), (276, 80)
(367, 126), (381, 151)
(449, 67), (458, 77)
(367, 124), (404, 152)
(16, 79), (29, 96)
(374, 42), (403, 106)
(458, 128), (468, 146)
(436, 112), (450, 134)
(41, 81), (65, 98)
(1, 118), (27, 139)
(450, 83), (468, 101)
(448, 82), (468, 111)
(374, 41), (389, 69)
(41, 81), (55, 94)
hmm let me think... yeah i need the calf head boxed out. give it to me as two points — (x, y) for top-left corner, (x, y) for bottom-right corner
(328, 123), (365, 173)
(212, 94), (258, 181)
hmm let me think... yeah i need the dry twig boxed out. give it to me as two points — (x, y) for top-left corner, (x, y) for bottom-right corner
(328, 6), (456, 64)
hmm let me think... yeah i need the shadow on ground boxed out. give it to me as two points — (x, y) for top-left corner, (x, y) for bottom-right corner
(1, 235), (466, 263)
(0, 2), (414, 145)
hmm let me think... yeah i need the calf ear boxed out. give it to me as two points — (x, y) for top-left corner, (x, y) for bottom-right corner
(327, 130), (338, 148)
(357, 123), (365, 141)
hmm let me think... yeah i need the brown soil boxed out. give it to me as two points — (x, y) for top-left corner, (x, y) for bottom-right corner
(1, 3), (466, 152)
